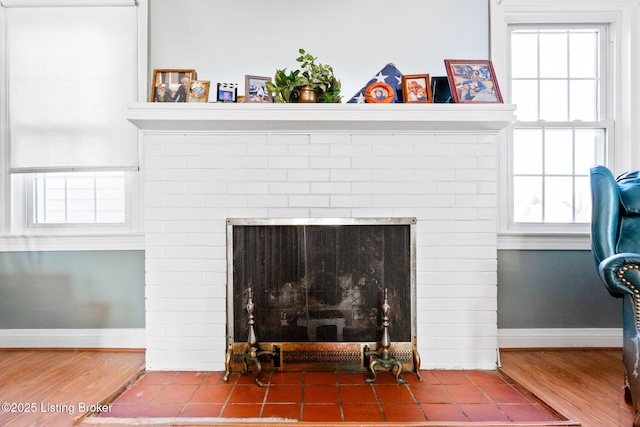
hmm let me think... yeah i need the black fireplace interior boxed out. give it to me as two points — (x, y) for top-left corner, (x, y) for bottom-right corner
(232, 223), (412, 344)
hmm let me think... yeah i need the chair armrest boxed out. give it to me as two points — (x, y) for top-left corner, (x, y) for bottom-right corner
(598, 253), (640, 297)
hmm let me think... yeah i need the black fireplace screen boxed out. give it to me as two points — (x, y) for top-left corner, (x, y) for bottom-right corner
(230, 221), (413, 344)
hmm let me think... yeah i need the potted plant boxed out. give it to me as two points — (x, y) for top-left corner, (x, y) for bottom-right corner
(266, 49), (342, 103)
(267, 68), (304, 103)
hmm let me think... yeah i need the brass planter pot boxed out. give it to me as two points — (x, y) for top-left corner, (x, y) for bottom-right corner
(296, 85), (317, 103)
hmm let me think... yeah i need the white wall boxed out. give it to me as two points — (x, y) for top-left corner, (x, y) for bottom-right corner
(149, 0), (489, 100)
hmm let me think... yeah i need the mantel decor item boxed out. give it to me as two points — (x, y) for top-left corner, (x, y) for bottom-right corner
(402, 74), (433, 103)
(245, 75), (272, 103)
(187, 80), (210, 103)
(348, 63), (404, 104)
(365, 81), (394, 103)
(151, 69), (196, 102)
(266, 49), (342, 103)
(444, 59), (502, 103)
(431, 76), (453, 103)
(217, 83), (238, 103)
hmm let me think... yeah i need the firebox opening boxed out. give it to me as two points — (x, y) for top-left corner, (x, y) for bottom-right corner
(226, 218), (417, 371)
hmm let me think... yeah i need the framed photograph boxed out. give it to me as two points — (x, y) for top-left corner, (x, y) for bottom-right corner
(364, 81), (394, 103)
(431, 76), (453, 103)
(187, 80), (210, 103)
(151, 69), (196, 102)
(402, 74), (433, 103)
(444, 60), (503, 103)
(245, 75), (272, 103)
(217, 83), (238, 103)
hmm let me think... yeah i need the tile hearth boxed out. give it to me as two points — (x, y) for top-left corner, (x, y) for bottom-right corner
(95, 369), (563, 424)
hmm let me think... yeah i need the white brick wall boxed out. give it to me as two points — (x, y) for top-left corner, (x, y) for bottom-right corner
(143, 130), (499, 371)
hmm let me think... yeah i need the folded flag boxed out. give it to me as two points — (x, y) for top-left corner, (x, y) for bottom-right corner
(347, 63), (404, 103)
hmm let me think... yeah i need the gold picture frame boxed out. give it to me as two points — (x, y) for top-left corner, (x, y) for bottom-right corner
(151, 69), (196, 102)
(187, 80), (211, 103)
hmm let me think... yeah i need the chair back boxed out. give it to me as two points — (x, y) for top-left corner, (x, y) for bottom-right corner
(590, 166), (640, 264)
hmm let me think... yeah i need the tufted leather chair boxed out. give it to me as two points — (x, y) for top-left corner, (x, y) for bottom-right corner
(590, 165), (640, 426)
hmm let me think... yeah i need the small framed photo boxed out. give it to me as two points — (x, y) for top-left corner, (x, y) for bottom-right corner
(187, 80), (210, 103)
(431, 76), (453, 103)
(245, 75), (272, 103)
(364, 81), (394, 103)
(217, 83), (238, 103)
(151, 69), (196, 102)
(402, 74), (433, 103)
(444, 60), (503, 103)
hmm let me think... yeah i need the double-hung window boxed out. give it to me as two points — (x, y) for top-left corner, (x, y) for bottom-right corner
(507, 24), (611, 233)
(1, 0), (145, 242)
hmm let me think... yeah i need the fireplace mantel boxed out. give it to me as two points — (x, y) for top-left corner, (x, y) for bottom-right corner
(127, 103), (516, 133)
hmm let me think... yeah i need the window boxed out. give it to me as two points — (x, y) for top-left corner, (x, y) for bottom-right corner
(29, 171), (130, 227)
(508, 25), (610, 230)
(0, 0), (146, 248)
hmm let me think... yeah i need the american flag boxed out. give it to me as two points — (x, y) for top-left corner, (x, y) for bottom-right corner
(347, 63), (404, 103)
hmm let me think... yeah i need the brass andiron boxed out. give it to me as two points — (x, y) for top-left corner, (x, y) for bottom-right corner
(365, 288), (406, 384)
(239, 287), (277, 387)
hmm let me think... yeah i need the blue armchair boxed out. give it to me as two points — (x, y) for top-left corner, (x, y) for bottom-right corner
(590, 165), (640, 426)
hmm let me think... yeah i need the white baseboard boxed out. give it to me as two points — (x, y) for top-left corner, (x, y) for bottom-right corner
(0, 328), (621, 351)
(0, 328), (145, 349)
(498, 328), (622, 348)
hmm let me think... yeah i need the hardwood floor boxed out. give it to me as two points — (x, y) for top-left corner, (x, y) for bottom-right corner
(0, 348), (634, 426)
(0, 349), (144, 427)
(499, 348), (635, 427)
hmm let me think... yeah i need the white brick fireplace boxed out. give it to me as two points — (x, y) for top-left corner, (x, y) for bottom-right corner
(128, 103), (515, 371)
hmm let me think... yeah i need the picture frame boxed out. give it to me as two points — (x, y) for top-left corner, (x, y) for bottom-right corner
(217, 83), (238, 103)
(444, 60), (503, 103)
(402, 74), (433, 103)
(364, 81), (394, 103)
(245, 75), (272, 103)
(431, 76), (453, 103)
(187, 80), (210, 103)
(151, 69), (196, 102)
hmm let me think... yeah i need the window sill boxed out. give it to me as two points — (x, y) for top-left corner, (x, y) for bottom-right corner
(498, 232), (590, 251)
(0, 233), (145, 252)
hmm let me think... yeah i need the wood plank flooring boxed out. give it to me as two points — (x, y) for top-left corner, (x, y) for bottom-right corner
(499, 349), (635, 427)
(0, 349), (144, 427)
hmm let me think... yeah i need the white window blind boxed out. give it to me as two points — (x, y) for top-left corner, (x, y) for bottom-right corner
(6, 1), (139, 173)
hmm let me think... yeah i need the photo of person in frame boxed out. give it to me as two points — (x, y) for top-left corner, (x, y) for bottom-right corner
(151, 70), (195, 103)
(219, 90), (234, 102)
(447, 62), (501, 103)
(406, 78), (428, 102)
(249, 80), (268, 102)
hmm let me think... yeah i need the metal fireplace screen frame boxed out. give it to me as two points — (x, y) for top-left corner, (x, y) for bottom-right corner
(226, 217), (418, 372)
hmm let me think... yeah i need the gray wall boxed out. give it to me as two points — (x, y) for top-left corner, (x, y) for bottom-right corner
(0, 249), (617, 330)
(497, 250), (621, 329)
(0, 251), (144, 329)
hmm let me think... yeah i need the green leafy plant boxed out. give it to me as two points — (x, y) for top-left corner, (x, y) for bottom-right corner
(266, 49), (342, 103)
(296, 49), (342, 103)
(266, 68), (303, 103)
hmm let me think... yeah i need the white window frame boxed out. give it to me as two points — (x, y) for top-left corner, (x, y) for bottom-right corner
(11, 171), (138, 234)
(490, 0), (638, 250)
(0, 0), (148, 251)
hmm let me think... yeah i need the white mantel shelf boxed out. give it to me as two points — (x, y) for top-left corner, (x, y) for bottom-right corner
(127, 102), (516, 133)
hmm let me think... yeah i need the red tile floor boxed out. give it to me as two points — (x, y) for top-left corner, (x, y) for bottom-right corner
(97, 369), (563, 424)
